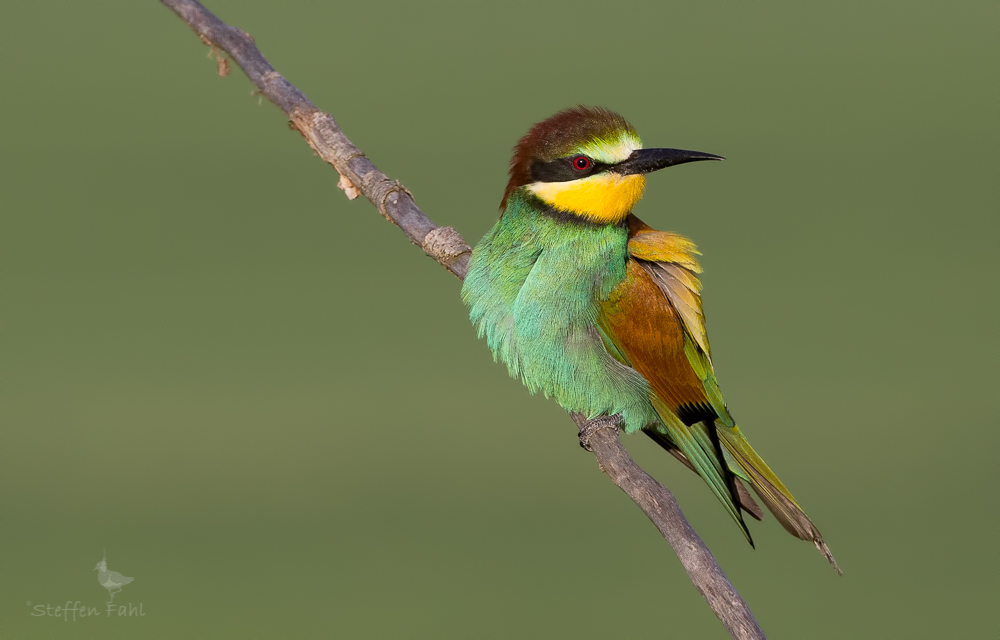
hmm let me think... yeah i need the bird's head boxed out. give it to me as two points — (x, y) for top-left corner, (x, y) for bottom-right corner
(502, 106), (722, 223)
(95, 559), (106, 571)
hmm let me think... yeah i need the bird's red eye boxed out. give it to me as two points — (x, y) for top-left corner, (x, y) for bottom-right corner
(573, 156), (591, 170)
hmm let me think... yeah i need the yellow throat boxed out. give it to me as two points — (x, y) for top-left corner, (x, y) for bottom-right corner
(527, 172), (646, 224)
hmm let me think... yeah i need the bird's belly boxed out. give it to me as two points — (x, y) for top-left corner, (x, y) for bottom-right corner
(502, 240), (659, 430)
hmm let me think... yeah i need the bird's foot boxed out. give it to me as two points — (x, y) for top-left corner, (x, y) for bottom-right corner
(573, 414), (622, 451)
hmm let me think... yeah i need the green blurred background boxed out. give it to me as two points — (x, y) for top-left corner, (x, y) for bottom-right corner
(2, 1), (996, 637)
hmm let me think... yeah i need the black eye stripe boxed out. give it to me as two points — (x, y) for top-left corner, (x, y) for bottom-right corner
(529, 156), (612, 183)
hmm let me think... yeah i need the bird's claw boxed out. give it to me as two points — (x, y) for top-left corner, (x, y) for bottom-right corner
(576, 415), (622, 451)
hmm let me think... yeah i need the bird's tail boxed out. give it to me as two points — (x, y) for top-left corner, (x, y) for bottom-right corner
(647, 398), (757, 546)
(716, 423), (841, 574)
(644, 428), (764, 522)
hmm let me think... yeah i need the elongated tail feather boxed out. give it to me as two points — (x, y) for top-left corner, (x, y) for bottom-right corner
(716, 424), (842, 574)
(649, 398), (754, 544)
(644, 428), (764, 520)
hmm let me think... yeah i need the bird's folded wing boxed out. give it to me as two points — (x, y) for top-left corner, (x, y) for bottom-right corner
(597, 216), (754, 536)
(613, 215), (734, 424)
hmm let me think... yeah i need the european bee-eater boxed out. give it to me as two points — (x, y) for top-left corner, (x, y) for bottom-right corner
(462, 106), (838, 571)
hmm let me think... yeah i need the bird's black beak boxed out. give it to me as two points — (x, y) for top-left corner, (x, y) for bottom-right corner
(614, 148), (724, 176)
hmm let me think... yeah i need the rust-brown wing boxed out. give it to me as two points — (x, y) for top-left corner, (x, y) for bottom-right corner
(599, 256), (710, 414)
(598, 215), (764, 524)
(599, 215), (714, 418)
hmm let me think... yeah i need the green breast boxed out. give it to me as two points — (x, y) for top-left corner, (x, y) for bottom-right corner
(461, 190), (658, 432)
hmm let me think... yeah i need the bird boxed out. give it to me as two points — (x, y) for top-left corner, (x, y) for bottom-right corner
(461, 106), (839, 572)
(95, 552), (134, 603)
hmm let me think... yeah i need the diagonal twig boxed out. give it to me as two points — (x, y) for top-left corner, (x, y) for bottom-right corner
(161, 0), (472, 279)
(158, 1), (765, 637)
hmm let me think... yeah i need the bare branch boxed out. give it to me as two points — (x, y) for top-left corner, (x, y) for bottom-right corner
(160, 0), (471, 279)
(159, 1), (765, 637)
(573, 414), (765, 639)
